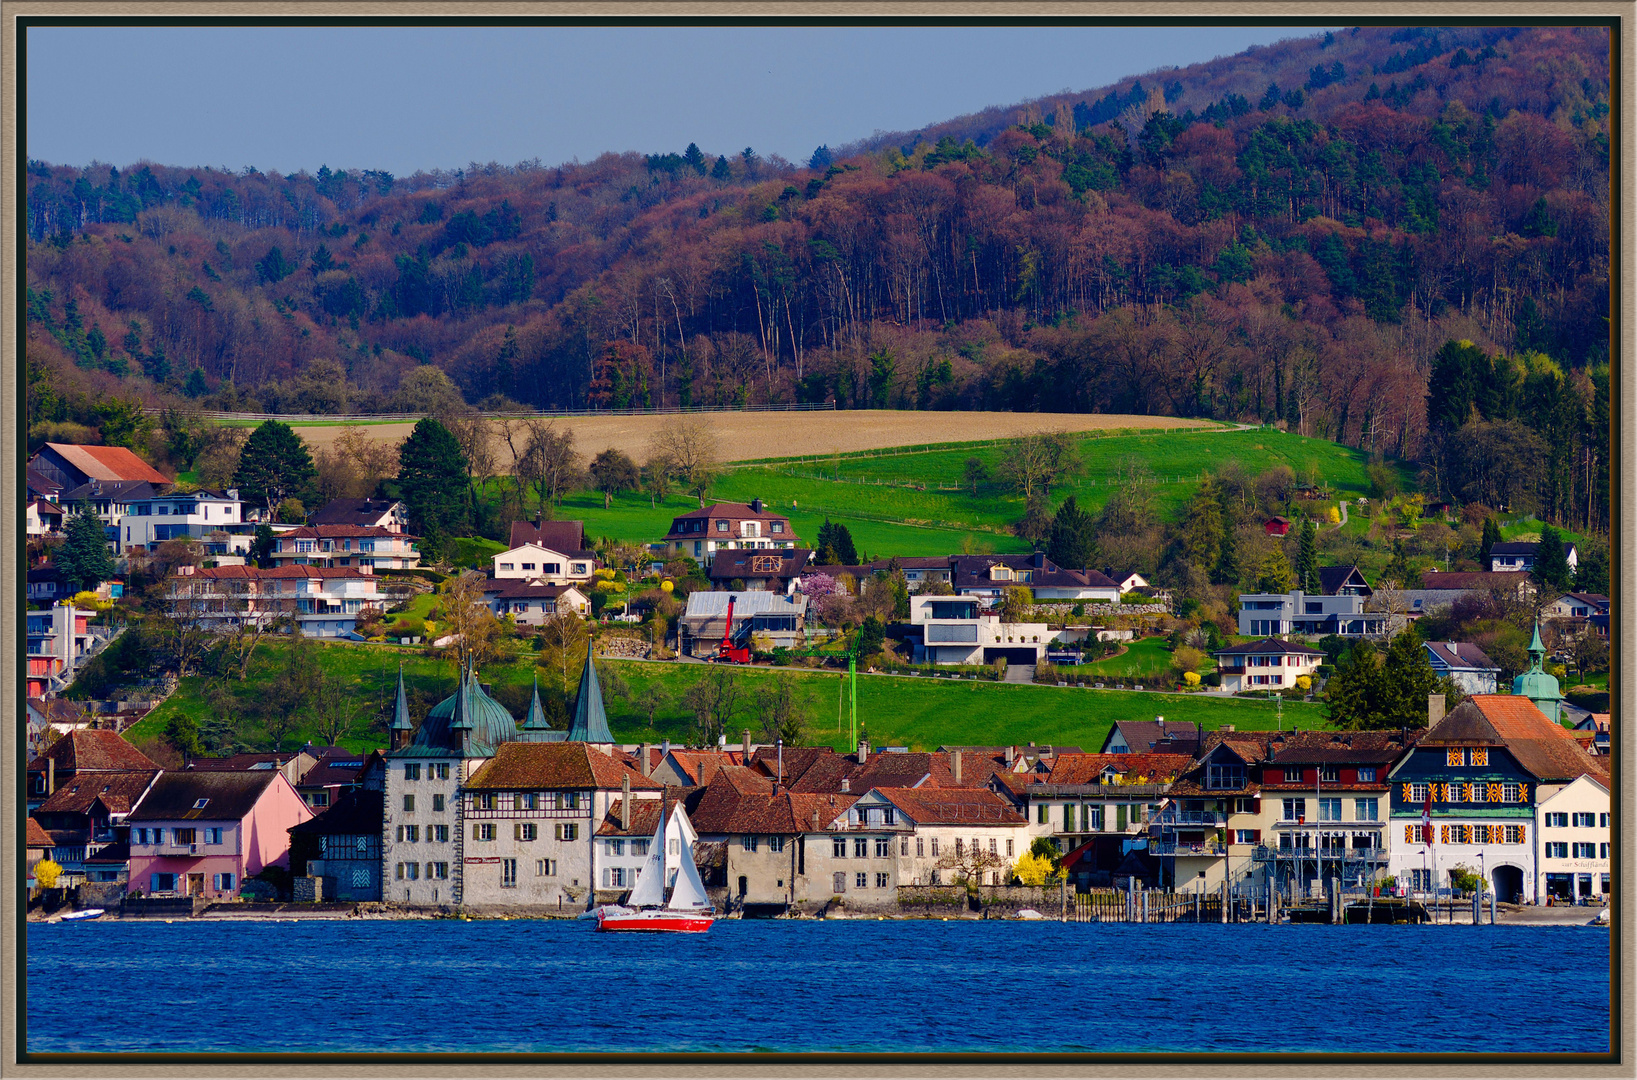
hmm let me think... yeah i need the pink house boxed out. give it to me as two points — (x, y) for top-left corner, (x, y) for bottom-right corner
(126, 770), (313, 899)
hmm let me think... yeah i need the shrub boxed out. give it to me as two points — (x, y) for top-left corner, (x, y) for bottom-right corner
(33, 859), (63, 889)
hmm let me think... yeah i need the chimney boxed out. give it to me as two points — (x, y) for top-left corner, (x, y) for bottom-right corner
(953, 751), (963, 784)
(640, 743), (652, 778)
(857, 739), (869, 765)
(1428, 693), (1446, 727)
(227, 488), (239, 502)
(751, 498), (764, 514)
(46, 757), (55, 796)
(1004, 745), (1015, 766)
(621, 776), (631, 831)
(742, 729), (752, 759)
(840, 777), (850, 793)
(1222, 725), (1235, 733)
(1033, 549), (1045, 568)
(812, 810), (821, 830)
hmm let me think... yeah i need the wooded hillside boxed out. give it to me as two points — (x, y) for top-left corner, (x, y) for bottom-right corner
(25, 24), (1609, 528)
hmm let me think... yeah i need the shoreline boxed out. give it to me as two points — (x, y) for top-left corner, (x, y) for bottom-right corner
(28, 904), (1608, 927)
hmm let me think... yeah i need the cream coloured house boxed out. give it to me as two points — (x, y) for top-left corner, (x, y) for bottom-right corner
(1536, 775), (1609, 904)
(492, 542), (597, 586)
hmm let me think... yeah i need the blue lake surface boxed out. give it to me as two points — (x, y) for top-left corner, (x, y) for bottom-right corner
(26, 919), (1610, 1055)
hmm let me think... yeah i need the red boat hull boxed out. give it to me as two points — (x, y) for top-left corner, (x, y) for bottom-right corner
(595, 910), (714, 933)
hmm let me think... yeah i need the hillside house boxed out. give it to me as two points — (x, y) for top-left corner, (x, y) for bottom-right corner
(1211, 639), (1325, 693)
(1423, 642), (1503, 695)
(1264, 516), (1291, 537)
(127, 770), (313, 900)
(309, 497), (409, 533)
(708, 548), (814, 592)
(28, 729), (160, 811)
(118, 488), (245, 554)
(679, 591), (809, 655)
(482, 579), (591, 624)
(28, 442), (170, 491)
(1237, 588), (1386, 638)
(906, 594), (1053, 667)
(271, 525), (421, 571)
(167, 564), (386, 637)
(951, 552), (1121, 603)
(1488, 540), (1578, 574)
(1542, 592), (1610, 621)
(658, 500), (799, 564)
(492, 542), (596, 586)
(27, 498), (64, 537)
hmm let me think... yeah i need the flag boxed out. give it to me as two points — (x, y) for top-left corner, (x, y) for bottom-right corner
(1422, 791), (1434, 849)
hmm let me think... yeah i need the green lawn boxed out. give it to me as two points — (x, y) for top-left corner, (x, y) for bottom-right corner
(124, 639), (1328, 757)
(1078, 637), (1185, 681)
(505, 426), (1406, 560)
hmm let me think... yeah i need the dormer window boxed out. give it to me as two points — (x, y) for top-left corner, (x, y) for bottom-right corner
(716, 520), (730, 533)
(770, 522), (784, 534)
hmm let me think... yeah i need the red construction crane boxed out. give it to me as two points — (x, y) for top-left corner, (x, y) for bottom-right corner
(713, 596), (751, 664)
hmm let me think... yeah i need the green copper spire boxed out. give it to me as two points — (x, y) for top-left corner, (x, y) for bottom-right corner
(391, 663), (412, 731)
(567, 641), (613, 743)
(522, 675), (549, 731)
(1512, 620), (1563, 723)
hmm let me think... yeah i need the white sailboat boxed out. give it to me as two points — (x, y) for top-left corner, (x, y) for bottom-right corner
(596, 801), (715, 933)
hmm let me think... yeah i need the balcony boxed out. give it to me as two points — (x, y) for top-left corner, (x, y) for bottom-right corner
(1150, 841), (1225, 857)
(154, 843), (203, 858)
(1156, 811), (1220, 826)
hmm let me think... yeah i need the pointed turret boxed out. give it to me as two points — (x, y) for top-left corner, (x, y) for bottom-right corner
(389, 663), (412, 750)
(568, 641), (614, 743)
(1512, 619), (1564, 723)
(523, 676), (549, 731)
(448, 661), (475, 755)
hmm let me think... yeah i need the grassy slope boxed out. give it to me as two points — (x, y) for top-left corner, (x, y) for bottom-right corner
(125, 640), (1327, 755)
(529, 426), (1405, 559)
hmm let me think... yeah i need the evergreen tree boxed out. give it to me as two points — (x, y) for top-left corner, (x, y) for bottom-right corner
(711, 155), (732, 181)
(831, 522), (858, 565)
(1046, 496), (1096, 569)
(683, 143), (707, 175)
(57, 501), (116, 594)
(1532, 523), (1573, 591)
(1181, 477), (1223, 572)
(1256, 549), (1294, 594)
(1324, 642), (1384, 730)
(1574, 541), (1609, 595)
(1214, 522), (1242, 588)
(232, 420), (317, 519)
(1479, 517), (1502, 565)
(1377, 628), (1443, 728)
(1296, 516), (1319, 592)
(397, 418), (469, 557)
(1382, 539), (1420, 588)
(249, 523), (277, 569)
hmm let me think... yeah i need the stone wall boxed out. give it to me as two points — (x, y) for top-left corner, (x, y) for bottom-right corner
(292, 875), (324, 903)
(896, 884), (1058, 918)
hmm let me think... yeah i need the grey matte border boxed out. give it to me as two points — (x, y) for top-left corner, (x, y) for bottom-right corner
(1, 3), (1629, 1078)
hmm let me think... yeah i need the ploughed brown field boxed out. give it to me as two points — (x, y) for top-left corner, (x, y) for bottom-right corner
(292, 411), (1213, 464)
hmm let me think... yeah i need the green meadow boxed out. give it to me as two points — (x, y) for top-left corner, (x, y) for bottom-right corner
(124, 639), (1327, 757)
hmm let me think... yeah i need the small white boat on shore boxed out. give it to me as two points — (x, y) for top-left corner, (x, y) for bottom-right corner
(60, 908), (104, 922)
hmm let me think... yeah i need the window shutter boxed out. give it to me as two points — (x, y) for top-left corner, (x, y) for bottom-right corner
(474, 824), (481, 840)
(1251, 798), (1261, 815)
(1250, 830), (1261, 842)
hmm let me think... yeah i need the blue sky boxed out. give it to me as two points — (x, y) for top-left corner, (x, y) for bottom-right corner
(26, 25), (1326, 175)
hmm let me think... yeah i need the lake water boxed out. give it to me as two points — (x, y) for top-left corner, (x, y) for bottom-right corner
(26, 919), (1610, 1055)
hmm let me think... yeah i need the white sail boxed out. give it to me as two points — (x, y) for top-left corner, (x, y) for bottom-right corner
(664, 806), (712, 911)
(624, 808), (669, 909)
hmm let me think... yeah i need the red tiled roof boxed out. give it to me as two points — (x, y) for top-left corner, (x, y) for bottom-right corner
(508, 520), (588, 553)
(596, 798), (666, 837)
(279, 525), (414, 540)
(466, 743), (663, 791)
(1468, 695), (1606, 783)
(42, 443), (172, 484)
(28, 729), (159, 774)
(26, 818), (54, 848)
(34, 770), (158, 815)
(1039, 753), (1194, 786)
(870, 786), (1026, 826)
(188, 565), (375, 580)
